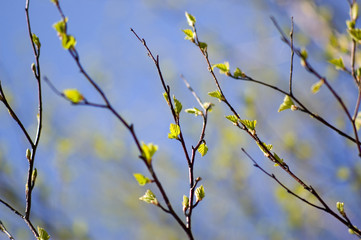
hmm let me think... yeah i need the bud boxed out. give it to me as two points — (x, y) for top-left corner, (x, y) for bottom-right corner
(31, 168), (37, 190)
(26, 149), (32, 161)
(182, 195), (189, 212)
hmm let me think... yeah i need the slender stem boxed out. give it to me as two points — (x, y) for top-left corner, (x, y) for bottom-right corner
(289, 17), (294, 95)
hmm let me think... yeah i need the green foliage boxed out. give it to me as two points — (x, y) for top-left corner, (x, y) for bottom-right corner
(273, 153), (284, 167)
(163, 92), (169, 105)
(212, 62), (230, 75)
(53, 18), (67, 35)
(329, 57), (345, 70)
(257, 142), (273, 157)
(233, 67), (245, 78)
(198, 143), (208, 157)
(182, 195), (189, 212)
(198, 42), (207, 52)
(168, 123), (180, 139)
(195, 185), (205, 202)
(352, 3), (359, 20)
(141, 142), (158, 165)
(62, 34), (77, 50)
(203, 102), (214, 111)
(63, 89), (84, 104)
(300, 49), (308, 67)
(311, 80), (324, 94)
(32, 33), (41, 49)
(208, 90), (225, 102)
(182, 29), (194, 40)
(225, 115), (239, 124)
(139, 189), (158, 205)
(133, 173), (151, 186)
(173, 96), (182, 117)
(37, 227), (50, 240)
(349, 28), (361, 42)
(185, 12), (196, 27)
(31, 168), (37, 187)
(185, 107), (203, 116)
(278, 95), (295, 112)
(336, 201), (345, 215)
(356, 112), (361, 130)
(240, 119), (257, 131)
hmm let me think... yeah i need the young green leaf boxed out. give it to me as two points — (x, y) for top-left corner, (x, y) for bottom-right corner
(139, 189), (158, 205)
(31, 168), (37, 189)
(240, 119), (257, 131)
(356, 112), (361, 130)
(182, 195), (189, 212)
(141, 142), (158, 164)
(311, 79), (324, 94)
(185, 12), (196, 27)
(273, 152), (284, 167)
(62, 34), (77, 49)
(203, 102), (214, 112)
(336, 202), (345, 215)
(225, 115), (239, 124)
(53, 18), (67, 35)
(63, 89), (84, 104)
(198, 42), (208, 52)
(185, 107), (203, 116)
(168, 123), (181, 139)
(198, 143), (208, 157)
(278, 95), (295, 112)
(173, 96), (182, 117)
(208, 90), (225, 102)
(37, 227), (50, 240)
(163, 92), (170, 105)
(300, 49), (308, 67)
(329, 57), (345, 70)
(352, 3), (359, 20)
(212, 62), (230, 75)
(233, 67), (245, 78)
(133, 173), (151, 186)
(182, 29), (194, 40)
(349, 28), (361, 42)
(195, 185), (205, 202)
(32, 33), (41, 49)
(257, 142), (273, 157)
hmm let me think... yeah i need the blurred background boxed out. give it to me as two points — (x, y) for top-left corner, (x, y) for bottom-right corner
(0, 0), (360, 239)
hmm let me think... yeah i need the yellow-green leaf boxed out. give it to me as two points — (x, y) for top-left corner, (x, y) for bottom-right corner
(168, 123), (181, 139)
(37, 227), (50, 240)
(133, 173), (151, 186)
(273, 152), (284, 167)
(173, 96), (182, 117)
(139, 189), (158, 205)
(356, 112), (361, 130)
(212, 62), (230, 75)
(349, 28), (361, 42)
(32, 33), (41, 48)
(141, 142), (158, 164)
(311, 80), (324, 94)
(257, 142), (273, 157)
(198, 143), (208, 157)
(208, 90), (225, 102)
(233, 67), (245, 78)
(195, 185), (205, 202)
(182, 29), (194, 40)
(185, 12), (196, 27)
(278, 95), (294, 112)
(53, 18), (67, 35)
(182, 195), (189, 212)
(240, 119), (257, 131)
(185, 108), (202, 116)
(225, 115), (239, 124)
(63, 89), (84, 104)
(329, 57), (345, 70)
(62, 34), (76, 49)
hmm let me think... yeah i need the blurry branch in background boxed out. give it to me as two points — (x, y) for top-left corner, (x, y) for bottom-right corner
(182, 7), (361, 237)
(0, 0), (45, 238)
(0, 220), (15, 240)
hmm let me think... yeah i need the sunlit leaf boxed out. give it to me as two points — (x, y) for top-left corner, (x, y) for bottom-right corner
(182, 195), (189, 212)
(349, 28), (361, 42)
(133, 173), (151, 186)
(257, 142), (273, 157)
(198, 143), (208, 157)
(278, 95), (294, 112)
(185, 108), (202, 116)
(63, 89), (84, 104)
(141, 142), (158, 164)
(240, 119), (257, 131)
(311, 80), (324, 94)
(273, 152), (284, 167)
(173, 96), (182, 117)
(203, 102), (214, 111)
(53, 18), (68, 35)
(225, 115), (239, 124)
(356, 112), (361, 130)
(185, 12), (196, 27)
(198, 42), (207, 52)
(62, 34), (76, 49)
(233, 67), (245, 78)
(32, 33), (41, 48)
(208, 90), (225, 102)
(329, 57), (345, 70)
(195, 185), (205, 202)
(163, 92), (169, 105)
(139, 189), (158, 205)
(212, 62), (230, 75)
(37, 227), (50, 240)
(182, 29), (194, 40)
(168, 123), (180, 139)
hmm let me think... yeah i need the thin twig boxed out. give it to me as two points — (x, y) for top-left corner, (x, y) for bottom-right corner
(0, 221), (15, 240)
(289, 17), (294, 95)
